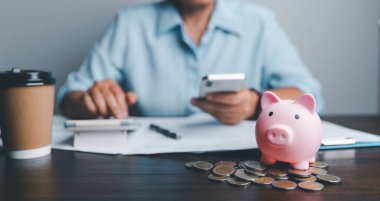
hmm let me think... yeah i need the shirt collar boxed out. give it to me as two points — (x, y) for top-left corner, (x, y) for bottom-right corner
(209, 0), (242, 36)
(157, 1), (182, 35)
(157, 0), (242, 36)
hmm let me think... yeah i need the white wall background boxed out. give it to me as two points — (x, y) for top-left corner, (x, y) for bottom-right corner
(0, 0), (378, 115)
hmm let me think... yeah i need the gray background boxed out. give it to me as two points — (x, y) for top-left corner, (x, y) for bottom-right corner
(0, 0), (378, 115)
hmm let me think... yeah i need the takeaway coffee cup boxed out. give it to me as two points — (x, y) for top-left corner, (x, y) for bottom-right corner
(0, 68), (55, 159)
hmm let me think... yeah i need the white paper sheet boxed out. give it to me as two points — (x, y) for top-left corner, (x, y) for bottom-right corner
(50, 113), (380, 155)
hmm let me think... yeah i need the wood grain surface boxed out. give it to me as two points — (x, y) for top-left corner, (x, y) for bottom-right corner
(0, 116), (379, 201)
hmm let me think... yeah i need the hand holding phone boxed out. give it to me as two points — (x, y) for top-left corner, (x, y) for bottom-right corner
(192, 73), (259, 125)
(199, 73), (246, 98)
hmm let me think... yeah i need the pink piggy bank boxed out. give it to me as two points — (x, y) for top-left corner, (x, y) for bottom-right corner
(255, 91), (322, 170)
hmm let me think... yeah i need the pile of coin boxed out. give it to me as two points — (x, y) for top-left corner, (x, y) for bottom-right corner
(185, 160), (341, 191)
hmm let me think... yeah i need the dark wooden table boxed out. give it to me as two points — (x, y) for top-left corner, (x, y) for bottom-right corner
(1, 116), (380, 201)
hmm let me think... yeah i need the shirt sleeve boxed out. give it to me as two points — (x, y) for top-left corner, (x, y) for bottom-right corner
(260, 13), (325, 113)
(57, 10), (128, 107)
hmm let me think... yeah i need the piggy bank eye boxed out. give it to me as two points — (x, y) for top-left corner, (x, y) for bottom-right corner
(269, 112), (273, 116)
(295, 114), (300, 120)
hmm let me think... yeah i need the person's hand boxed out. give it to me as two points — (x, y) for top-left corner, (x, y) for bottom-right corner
(81, 79), (137, 119)
(191, 88), (259, 125)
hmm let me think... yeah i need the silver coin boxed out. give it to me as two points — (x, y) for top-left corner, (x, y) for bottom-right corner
(193, 161), (214, 171)
(316, 174), (342, 184)
(244, 168), (267, 177)
(227, 177), (251, 187)
(208, 174), (229, 182)
(288, 169), (312, 178)
(213, 165), (235, 176)
(244, 160), (266, 171)
(298, 181), (324, 191)
(309, 161), (328, 169)
(185, 161), (196, 168)
(272, 176), (290, 180)
(215, 161), (237, 167)
(308, 167), (328, 175)
(234, 169), (258, 182)
(238, 161), (246, 168)
(272, 180), (297, 190)
(253, 177), (275, 185)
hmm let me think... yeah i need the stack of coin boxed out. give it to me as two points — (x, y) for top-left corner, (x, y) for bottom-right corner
(286, 168), (325, 191)
(214, 161), (250, 186)
(243, 161), (267, 177)
(267, 168), (289, 180)
(234, 169), (258, 182)
(288, 169), (312, 178)
(213, 165), (235, 177)
(209, 161), (239, 183)
(308, 167), (328, 175)
(185, 160), (342, 191)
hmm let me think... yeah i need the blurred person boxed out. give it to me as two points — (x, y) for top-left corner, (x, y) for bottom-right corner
(58, 0), (323, 125)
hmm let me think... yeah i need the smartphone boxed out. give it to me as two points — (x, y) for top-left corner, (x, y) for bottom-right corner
(199, 73), (246, 98)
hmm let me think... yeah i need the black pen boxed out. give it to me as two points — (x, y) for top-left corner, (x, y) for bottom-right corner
(149, 124), (181, 140)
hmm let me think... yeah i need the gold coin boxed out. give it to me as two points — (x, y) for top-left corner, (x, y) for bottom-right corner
(213, 165), (235, 176)
(208, 174), (229, 182)
(253, 177), (274, 185)
(317, 174), (342, 184)
(308, 167), (328, 175)
(244, 168), (267, 177)
(244, 160), (266, 171)
(288, 169), (312, 178)
(185, 161), (196, 168)
(193, 161), (214, 171)
(272, 180), (297, 190)
(298, 181), (324, 191)
(268, 168), (288, 177)
(215, 161), (237, 167)
(234, 169), (258, 182)
(293, 175), (317, 182)
(309, 161), (328, 169)
(227, 177), (251, 187)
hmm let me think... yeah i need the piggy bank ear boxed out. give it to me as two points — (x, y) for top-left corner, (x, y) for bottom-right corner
(261, 91), (281, 110)
(295, 94), (316, 113)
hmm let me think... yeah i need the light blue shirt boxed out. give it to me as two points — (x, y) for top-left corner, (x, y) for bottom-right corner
(58, 0), (324, 116)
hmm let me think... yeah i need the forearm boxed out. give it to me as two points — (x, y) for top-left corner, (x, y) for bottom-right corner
(271, 87), (303, 100)
(251, 88), (302, 120)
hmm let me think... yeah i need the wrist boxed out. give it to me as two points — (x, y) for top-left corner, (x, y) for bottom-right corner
(249, 89), (262, 120)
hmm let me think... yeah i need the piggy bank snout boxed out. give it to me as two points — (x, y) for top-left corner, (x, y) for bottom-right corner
(267, 125), (294, 146)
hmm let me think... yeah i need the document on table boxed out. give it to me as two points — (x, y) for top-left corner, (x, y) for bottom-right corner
(47, 113), (380, 155)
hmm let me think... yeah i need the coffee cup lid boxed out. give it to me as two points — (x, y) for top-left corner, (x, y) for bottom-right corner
(0, 68), (55, 87)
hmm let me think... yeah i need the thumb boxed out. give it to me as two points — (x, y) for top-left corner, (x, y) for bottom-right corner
(125, 92), (137, 105)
